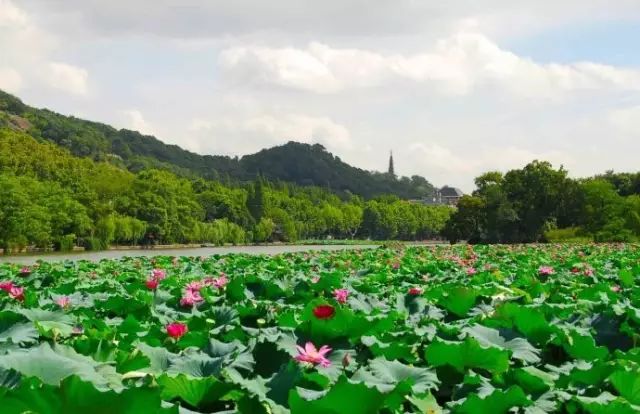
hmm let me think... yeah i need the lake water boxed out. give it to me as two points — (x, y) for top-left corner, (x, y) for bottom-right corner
(0, 244), (382, 265)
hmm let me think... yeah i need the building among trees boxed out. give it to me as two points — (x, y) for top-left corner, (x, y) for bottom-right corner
(385, 151), (462, 206)
(435, 186), (465, 205)
(410, 186), (464, 206)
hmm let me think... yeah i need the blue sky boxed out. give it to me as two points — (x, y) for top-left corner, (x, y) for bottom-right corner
(1, 0), (640, 191)
(509, 21), (640, 66)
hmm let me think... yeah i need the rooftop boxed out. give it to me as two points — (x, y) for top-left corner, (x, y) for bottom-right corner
(440, 186), (464, 197)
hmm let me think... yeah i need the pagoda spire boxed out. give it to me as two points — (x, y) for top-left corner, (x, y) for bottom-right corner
(388, 150), (395, 177)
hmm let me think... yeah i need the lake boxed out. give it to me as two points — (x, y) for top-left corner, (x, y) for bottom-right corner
(0, 244), (382, 265)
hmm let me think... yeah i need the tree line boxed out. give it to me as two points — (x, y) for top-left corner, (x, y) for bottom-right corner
(0, 129), (452, 252)
(444, 161), (640, 243)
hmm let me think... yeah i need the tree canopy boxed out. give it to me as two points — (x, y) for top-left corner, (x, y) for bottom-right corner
(445, 161), (640, 243)
(0, 128), (451, 251)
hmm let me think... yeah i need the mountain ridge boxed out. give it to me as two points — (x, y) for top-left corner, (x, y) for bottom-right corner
(0, 89), (435, 199)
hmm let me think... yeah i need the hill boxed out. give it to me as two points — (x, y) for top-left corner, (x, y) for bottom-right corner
(241, 141), (434, 198)
(0, 126), (452, 250)
(0, 89), (434, 199)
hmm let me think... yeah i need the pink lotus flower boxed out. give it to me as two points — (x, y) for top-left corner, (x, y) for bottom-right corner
(611, 285), (621, 293)
(166, 322), (188, 339)
(584, 268), (594, 276)
(295, 342), (332, 367)
(466, 267), (477, 276)
(333, 288), (349, 304)
(209, 275), (228, 289)
(19, 267), (31, 276)
(185, 281), (204, 292)
(9, 286), (24, 301)
(311, 276), (320, 284)
(146, 278), (159, 290)
(538, 266), (555, 275)
(0, 280), (13, 292)
(56, 296), (71, 309)
(152, 269), (166, 280)
(180, 289), (203, 307)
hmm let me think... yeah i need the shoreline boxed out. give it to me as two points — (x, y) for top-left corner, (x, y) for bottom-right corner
(0, 241), (443, 265)
(1, 239), (441, 257)
(0, 241), (371, 256)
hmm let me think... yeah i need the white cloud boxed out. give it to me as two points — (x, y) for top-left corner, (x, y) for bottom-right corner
(607, 106), (640, 136)
(44, 62), (89, 96)
(407, 142), (576, 190)
(219, 45), (340, 94)
(0, 67), (22, 93)
(14, 0), (640, 41)
(0, 0), (28, 26)
(407, 143), (474, 174)
(188, 113), (352, 155)
(0, 0), (56, 61)
(0, 1), (89, 96)
(244, 114), (352, 150)
(121, 109), (156, 136)
(219, 33), (640, 98)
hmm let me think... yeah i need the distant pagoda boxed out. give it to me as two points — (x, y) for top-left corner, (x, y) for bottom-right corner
(388, 150), (395, 177)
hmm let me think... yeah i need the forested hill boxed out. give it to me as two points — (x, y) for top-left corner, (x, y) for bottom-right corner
(241, 142), (434, 198)
(0, 89), (434, 199)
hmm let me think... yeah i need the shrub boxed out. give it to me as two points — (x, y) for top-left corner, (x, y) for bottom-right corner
(254, 218), (275, 243)
(57, 234), (76, 252)
(544, 227), (592, 243)
(83, 237), (106, 251)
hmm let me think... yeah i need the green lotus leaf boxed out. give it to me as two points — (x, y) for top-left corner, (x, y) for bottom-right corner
(425, 337), (511, 374)
(461, 324), (541, 363)
(289, 376), (386, 414)
(0, 343), (122, 391)
(157, 374), (235, 410)
(351, 357), (439, 394)
(453, 385), (530, 414)
(609, 368), (640, 405)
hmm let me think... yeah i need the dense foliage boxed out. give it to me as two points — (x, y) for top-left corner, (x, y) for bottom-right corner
(241, 142), (434, 199)
(0, 129), (451, 251)
(444, 161), (640, 243)
(0, 90), (435, 200)
(0, 244), (639, 412)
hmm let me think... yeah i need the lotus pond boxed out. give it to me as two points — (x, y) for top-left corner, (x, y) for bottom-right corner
(0, 244), (639, 413)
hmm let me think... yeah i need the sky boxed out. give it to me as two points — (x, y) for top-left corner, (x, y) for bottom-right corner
(1, 1), (640, 192)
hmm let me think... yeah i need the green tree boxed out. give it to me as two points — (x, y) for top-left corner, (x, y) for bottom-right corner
(95, 216), (116, 248)
(443, 195), (486, 243)
(341, 203), (363, 238)
(580, 179), (625, 239)
(254, 218), (275, 243)
(247, 178), (266, 221)
(502, 161), (573, 242)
